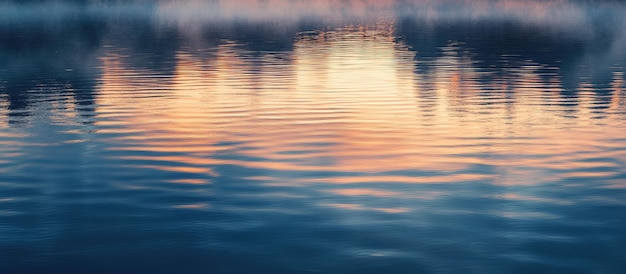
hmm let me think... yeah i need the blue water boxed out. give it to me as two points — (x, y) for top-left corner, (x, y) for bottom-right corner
(1, 1), (626, 273)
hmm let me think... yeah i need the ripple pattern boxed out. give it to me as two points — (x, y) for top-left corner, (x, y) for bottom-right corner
(1, 14), (626, 274)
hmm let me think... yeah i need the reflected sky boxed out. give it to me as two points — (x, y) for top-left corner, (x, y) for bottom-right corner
(1, 1), (626, 274)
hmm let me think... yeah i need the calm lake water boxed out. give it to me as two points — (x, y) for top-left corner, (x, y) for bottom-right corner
(1, 1), (626, 273)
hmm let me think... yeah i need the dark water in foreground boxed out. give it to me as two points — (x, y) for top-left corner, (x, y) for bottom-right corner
(1, 1), (626, 273)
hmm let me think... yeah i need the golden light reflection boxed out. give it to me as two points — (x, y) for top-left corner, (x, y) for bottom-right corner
(0, 98), (7, 126)
(94, 20), (626, 214)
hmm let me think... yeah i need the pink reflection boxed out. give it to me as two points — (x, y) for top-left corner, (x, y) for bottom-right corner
(323, 203), (410, 214)
(173, 203), (211, 209)
(156, 0), (605, 36)
(158, 0), (398, 23)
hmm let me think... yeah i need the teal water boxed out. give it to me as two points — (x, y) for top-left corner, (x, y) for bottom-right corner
(1, 1), (626, 273)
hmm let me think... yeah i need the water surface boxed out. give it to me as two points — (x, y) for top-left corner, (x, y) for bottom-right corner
(1, 1), (626, 273)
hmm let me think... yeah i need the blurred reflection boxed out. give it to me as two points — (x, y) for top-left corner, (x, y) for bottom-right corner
(0, 16), (103, 126)
(1, 0), (624, 203)
(87, 18), (626, 210)
(1, 1), (626, 273)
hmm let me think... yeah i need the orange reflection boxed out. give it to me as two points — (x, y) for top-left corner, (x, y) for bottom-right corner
(328, 188), (402, 197)
(611, 71), (625, 110)
(94, 20), (626, 214)
(169, 179), (211, 185)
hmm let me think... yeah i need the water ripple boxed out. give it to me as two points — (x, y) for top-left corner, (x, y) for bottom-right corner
(1, 5), (626, 273)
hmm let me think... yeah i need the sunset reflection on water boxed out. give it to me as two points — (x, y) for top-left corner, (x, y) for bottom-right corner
(77, 21), (626, 238)
(2, 1), (626, 273)
(91, 20), (626, 211)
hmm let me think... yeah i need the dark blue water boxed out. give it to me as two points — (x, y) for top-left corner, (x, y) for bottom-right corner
(1, 1), (626, 273)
